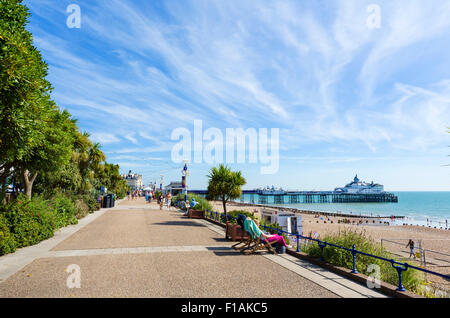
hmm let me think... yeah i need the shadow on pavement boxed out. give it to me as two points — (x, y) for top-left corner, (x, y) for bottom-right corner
(152, 221), (205, 227)
(213, 251), (243, 257)
(211, 238), (229, 243)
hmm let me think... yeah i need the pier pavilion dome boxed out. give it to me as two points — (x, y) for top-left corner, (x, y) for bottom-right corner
(334, 175), (384, 194)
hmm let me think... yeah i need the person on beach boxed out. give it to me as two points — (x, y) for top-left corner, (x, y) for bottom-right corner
(406, 239), (416, 258)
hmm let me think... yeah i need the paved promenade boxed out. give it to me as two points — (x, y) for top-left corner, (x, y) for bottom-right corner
(0, 198), (387, 298)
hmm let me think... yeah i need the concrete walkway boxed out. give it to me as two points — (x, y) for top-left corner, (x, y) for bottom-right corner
(0, 198), (387, 298)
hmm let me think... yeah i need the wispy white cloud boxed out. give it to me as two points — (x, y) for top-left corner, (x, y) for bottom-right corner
(90, 133), (120, 144)
(24, 0), (450, 188)
(124, 133), (138, 145)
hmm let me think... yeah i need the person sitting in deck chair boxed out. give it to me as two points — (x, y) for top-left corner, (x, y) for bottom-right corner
(254, 219), (287, 247)
(241, 217), (277, 254)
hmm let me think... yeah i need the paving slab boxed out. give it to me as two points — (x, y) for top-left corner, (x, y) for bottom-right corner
(0, 252), (339, 298)
(0, 198), (390, 298)
(52, 209), (231, 251)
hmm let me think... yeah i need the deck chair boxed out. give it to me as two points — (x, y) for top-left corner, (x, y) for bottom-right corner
(241, 218), (276, 255)
(232, 214), (253, 250)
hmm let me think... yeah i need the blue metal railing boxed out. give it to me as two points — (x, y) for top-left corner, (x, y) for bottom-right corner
(192, 206), (450, 293)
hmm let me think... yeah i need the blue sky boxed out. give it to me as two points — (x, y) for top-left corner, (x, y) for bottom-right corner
(24, 0), (450, 191)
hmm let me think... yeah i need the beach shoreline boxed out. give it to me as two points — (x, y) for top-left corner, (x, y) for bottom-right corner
(227, 200), (449, 229)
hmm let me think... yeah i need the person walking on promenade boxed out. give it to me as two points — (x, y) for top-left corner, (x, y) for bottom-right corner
(166, 193), (172, 209)
(406, 239), (416, 259)
(159, 194), (164, 210)
(127, 191), (130, 200)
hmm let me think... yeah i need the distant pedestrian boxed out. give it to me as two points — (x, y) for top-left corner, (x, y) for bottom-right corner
(159, 194), (164, 210)
(166, 193), (172, 209)
(406, 239), (416, 259)
(190, 198), (198, 211)
(184, 200), (190, 216)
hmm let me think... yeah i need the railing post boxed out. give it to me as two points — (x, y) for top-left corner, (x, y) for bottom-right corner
(351, 244), (358, 274)
(318, 241), (326, 261)
(296, 234), (300, 253)
(391, 261), (408, 291)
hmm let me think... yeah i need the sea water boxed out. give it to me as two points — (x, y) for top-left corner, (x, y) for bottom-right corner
(240, 192), (450, 227)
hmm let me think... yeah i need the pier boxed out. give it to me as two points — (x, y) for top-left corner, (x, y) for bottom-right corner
(190, 190), (398, 204)
(226, 201), (405, 220)
(244, 191), (398, 204)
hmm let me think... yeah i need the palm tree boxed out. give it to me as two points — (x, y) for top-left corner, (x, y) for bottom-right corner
(207, 164), (246, 216)
(89, 142), (106, 171)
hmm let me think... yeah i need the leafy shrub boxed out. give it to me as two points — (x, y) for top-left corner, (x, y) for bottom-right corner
(0, 213), (16, 256)
(74, 199), (89, 219)
(0, 192), (99, 256)
(221, 210), (255, 223)
(174, 193), (212, 211)
(3, 195), (56, 248)
(81, 194), (98, 213)
(50, 194), (78, 227)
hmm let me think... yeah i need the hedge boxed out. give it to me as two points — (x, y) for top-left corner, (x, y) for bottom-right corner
(0, 192), (102, 256)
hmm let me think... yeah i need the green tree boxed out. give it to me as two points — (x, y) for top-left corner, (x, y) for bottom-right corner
(0, 0), (56, 199)
(15, 108), (76, 198)
(207, 164), (246, 215)
(0, 0), (129, 202)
